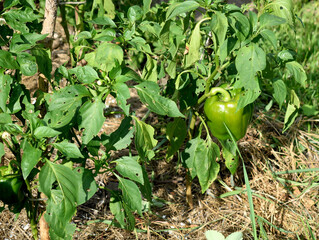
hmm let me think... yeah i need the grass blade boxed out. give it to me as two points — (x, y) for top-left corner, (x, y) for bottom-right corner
(223, 123), (257, 239)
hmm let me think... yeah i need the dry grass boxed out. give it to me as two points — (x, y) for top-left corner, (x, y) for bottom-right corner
(1, 108), (318, 240)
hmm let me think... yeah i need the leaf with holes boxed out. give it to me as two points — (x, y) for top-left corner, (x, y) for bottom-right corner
(235, 44), (266, 89)
(73, 167), (98, 205)
(220, 139), (239, 175)
(115, 156), (144, 185)
(45, 85), (91, 128)
(0, 73), (13, 112)
(68, 66), (99, 84)
(265, 0), (294, 27)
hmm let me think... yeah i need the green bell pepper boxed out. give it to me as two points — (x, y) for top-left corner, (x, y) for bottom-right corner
(204, 86), (253, 141)
(0, 166), (25, 204)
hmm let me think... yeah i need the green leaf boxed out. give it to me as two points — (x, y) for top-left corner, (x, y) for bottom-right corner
(249, 11), (258, 32)
(205, 230), (225, 240)
(48, 221), (75, 240)
(116, 175), (143, 216)
(39, 161), (78, 239)
(73, 167), (98, 205)
(0, 113), (12, 124)
(143, 0), (152, 15)
(285, 61), (307, 88)
(115, 156), (144, 185)
(86, 42), (123, 73)
(265, 0), (294, 27)
(260, 29), (278, 50)
(229, 11), (250, 41)
(17, 52), (38, 76)
(194, 139), (220, 193)
(6, 82), (24, 114)
(3, 123), (23, 135)
(0, 50), (19, 69)
(219, 37), (238, 63)
(21, 140), (42, 179)
(133, 116), (158, 162)
(101, 116), (134, 152)
(68, 66), (99, 84)
(34, 126), (61, 139)
(78, 98), (105, 145)
(46, 85), (90, 112)
(166, 1), (200, 20)
(278, 50), (295, 62)
(301, 104), (319, 117)
(135, 81), (184, 118)
(259, 13), (286, 29)
(0, 74), (13, 112)
(93, 28), (116, 41)
(182, 137), (220, 193)
(226, 232), (243, 240)
(139, 21), (161, 38)
(31, 48), (52, 80)
(210, 12), (228, 46)
(109, 193), (126, 228)
(10, 33), (47, 53)
(283, 90), (300, 132)
(185, 18), (204, 68)
(141, 54), (157, 81)
(166, 118), (187, 159)
(53, 140), (84, 158)
(273, 79), (286, 109)
(181, 138), (199, 179)
(128, 5), (143, 23)
(235, 44), (266, 87)
(220, 139), (239, 175)
(90, 16), (116, 27)
(0, 143), (4, 159)
(236, 86), (261, 111)
(114, 81), (130, 116)
(129, 37), (153, 55)
(4, 0), (19, 9)
(3, 8), (40, 33)
(104, 0), (116, 19)
(45, 85), (90, 129)
(139, 165), (152, 202)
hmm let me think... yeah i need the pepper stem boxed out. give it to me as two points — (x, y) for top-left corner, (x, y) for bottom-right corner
(208, 87), (231, 101)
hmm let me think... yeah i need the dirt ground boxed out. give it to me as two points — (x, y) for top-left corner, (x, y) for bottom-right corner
(1, 3), (319, 240)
